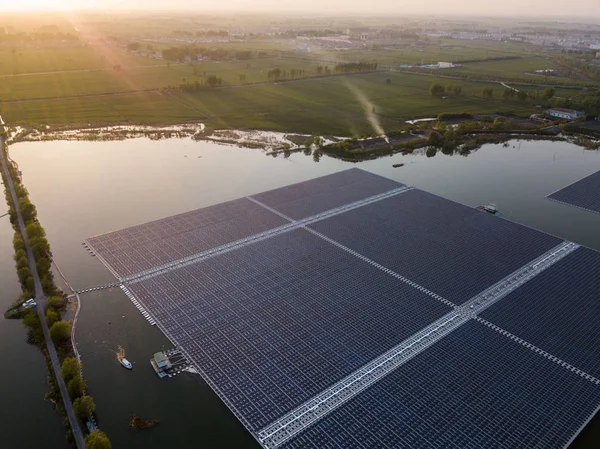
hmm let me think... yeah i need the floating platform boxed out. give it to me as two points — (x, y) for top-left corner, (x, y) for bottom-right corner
(85, 169), (600, 449)
(150, 349), (189, 379)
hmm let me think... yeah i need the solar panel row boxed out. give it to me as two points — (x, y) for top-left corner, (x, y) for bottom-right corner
(310, 189), (562, 305)
(86, 198), (288, 278)
(251, 168), (403, 220)
(128, 228), (451, 430)
(481, 246), (600, 379)
(281, 321), (600, 449)
(548, 170), (600, 215)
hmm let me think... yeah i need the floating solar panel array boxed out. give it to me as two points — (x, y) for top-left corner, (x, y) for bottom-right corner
(547, 169), (600, 215)
(85, 198), (289, 278)
(85, 168), (600, 449)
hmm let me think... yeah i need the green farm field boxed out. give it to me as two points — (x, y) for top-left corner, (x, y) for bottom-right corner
(329, 39), (541, 66)
(2, 71), (541, 135)
(446, 58), (565, 81)
(0, 45), (161, 75)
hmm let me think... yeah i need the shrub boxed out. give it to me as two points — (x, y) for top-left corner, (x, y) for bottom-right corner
(61, 357), (81, 382)
(49, 320), (71, 344)
(46, 309), (60, 327)
(74, 396), (95, 421)
(67, 375), (86, 400)
(85, 430), (112, 449)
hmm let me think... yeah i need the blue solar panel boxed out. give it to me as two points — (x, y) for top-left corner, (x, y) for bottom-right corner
(127, 228), (451, 431)
(84, 168), (600, 448)
(309, 189), (562, 305)
(548, 170), (600, 215)
(282, 321), (600, 449)
(250, 168), (403, 220)
(86, 198), (288, 278)
(480, 247), (600, 378)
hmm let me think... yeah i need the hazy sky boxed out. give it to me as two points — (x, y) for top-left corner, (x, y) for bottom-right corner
(0, 0), (599, 18)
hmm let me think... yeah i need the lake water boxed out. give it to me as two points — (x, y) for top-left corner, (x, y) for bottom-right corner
(3, 137), (600, 448)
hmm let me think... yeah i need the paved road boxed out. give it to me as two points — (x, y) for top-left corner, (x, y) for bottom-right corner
(0, 128), (86, 449)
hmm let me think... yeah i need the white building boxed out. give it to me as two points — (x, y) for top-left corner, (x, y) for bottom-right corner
(545, 108), (585, 120)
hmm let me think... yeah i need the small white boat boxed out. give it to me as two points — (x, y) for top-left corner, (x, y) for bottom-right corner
(120, 358), (133, 370)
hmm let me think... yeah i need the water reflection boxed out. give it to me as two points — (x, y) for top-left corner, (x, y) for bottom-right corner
(7, 137), (600, 449)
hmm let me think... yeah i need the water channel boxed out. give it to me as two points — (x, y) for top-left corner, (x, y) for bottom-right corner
(2, 137), (600, 448)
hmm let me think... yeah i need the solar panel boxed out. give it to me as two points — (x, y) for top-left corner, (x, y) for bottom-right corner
(83, 168), (600, 448)
(480, 246), (600, 378)
(309, 189), (562, 305)
(547, 170), (600, 215)
(250, 168), (403, 220)
(86, 198), (288, 278)
(127, 228), (452, 431)
(281, 321), (600, 449)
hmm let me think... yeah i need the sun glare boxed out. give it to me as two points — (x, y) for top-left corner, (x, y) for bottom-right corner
(0, 0), (75, 11)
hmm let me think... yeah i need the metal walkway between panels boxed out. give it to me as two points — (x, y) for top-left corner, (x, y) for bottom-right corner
(257, 311), (468, 449)
(459, 241), (580, 318)
(256, 241), (583, 449)
(121, 185), (414, 284)
(76, 282), (122, 294)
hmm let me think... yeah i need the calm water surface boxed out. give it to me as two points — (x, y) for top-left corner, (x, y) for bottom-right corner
(5, 138), (600, 448)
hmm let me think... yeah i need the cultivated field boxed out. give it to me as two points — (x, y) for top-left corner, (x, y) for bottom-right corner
(2, 71), (542, 135)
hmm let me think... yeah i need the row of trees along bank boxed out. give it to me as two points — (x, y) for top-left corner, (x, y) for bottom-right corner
(0, 130), (111, 449)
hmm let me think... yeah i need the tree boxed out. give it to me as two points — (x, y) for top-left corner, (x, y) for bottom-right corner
(18, 197), (36, 222)
(36, 256), (51, 275)
(67, 375), (86, 399)
(542, 88), (555, 100)
(13, 234), (25, 251)
(25, 222), (45, 240)
(386, 78), (391, 84)
(503, 87), (515, 99)
(17, 266), (32, 284)
(29, 237), (50, 259)
(85, 430), (112, 449)
(481, 88), (494, 99)
(517, 90), (528, 103)
(61, 357), (81, 382)
(74, 396), (96, 421)
(46, 309), (59, 327)
(206, 75), (222, 87)
(429, 83), (445, 97)
(428, 130), (443, 147)
(313, 134), (324, 149)
(50, 320), (71, 344)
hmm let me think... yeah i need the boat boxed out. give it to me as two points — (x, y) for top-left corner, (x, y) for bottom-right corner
(476, 203), (499, 215)
(120, 358), (133, 370)
(392, 163), (405, 168)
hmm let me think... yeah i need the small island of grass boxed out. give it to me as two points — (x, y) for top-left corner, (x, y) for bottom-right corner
(129, 414), (160, 429)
